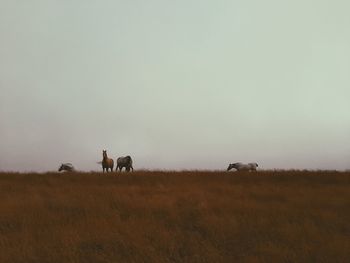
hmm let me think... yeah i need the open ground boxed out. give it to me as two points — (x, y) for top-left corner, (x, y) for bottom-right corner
(0, 171), (349, 263)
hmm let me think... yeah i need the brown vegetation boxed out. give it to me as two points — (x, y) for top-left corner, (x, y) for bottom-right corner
(0, 171), (349, 263)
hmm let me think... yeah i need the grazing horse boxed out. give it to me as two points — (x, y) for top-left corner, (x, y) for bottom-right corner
(227, 162), (258, 172)
(116, 156), (133, 172)
(102, 150), (114, 173)
(58, 163), (75, 172)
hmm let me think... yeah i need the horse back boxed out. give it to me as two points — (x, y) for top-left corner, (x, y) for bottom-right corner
(117, 156), (133, 166)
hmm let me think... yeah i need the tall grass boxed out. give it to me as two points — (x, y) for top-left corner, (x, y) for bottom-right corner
(0, 171), (349, 262)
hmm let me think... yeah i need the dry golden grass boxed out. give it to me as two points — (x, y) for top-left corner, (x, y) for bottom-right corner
(0, 171), (349, 263)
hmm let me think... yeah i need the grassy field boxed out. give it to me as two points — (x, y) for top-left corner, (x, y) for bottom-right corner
(0, 171), (349, 263)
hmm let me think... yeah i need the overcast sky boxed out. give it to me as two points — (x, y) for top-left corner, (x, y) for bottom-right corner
(1, 0), (349, 172)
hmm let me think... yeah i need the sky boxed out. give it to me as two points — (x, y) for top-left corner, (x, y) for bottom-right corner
(1, 0), (349, 172)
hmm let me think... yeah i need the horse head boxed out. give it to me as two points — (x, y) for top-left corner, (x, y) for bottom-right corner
(227, 163), (235, 171)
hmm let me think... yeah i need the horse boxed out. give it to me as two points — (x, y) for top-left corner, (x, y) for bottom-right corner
(102, 150), (114, 173)
(227, 162), (258, 172)
(116, 156), (133, 172)
(58, 163), (75, 172)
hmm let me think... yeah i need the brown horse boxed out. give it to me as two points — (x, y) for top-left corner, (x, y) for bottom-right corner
(102, 150), (114, 173)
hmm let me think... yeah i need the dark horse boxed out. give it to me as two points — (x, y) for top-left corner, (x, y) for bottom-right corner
(116, 156), (133, 172)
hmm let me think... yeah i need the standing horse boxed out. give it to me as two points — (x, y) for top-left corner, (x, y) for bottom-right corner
(116, 156), (133, 172)
(227, 162), (258, 172)
(102, 150), (114, 173)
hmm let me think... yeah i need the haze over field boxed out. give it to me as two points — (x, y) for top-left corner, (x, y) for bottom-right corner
(1, 1), (349, 172)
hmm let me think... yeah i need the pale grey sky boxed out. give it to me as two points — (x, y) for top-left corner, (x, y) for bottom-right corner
(1, 0), (349, 172)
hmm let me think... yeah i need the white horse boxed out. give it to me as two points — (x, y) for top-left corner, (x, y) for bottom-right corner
(116, 156), (133, 172)
(58, 163), (75, 172)
(227, 162), (258, 172)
